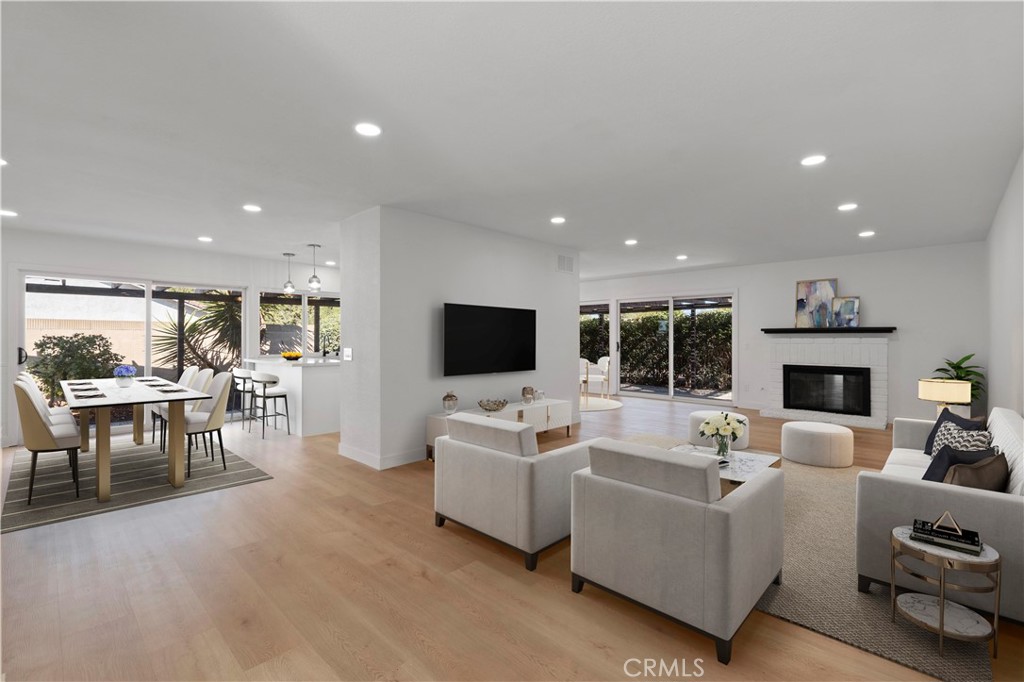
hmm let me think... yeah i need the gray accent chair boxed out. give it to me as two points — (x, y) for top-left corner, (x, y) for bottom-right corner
(433, 412), (595, 570)
(570, 439), (784, 665)
(856, 407), (1024, 621)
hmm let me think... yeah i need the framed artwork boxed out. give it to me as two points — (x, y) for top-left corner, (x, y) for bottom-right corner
(795, 279), (838, 328)
(832, 296), (860, 328)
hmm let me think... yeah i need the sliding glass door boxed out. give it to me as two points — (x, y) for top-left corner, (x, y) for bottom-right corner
(673, 296), (733, 402)
(618, 300), (670, 395)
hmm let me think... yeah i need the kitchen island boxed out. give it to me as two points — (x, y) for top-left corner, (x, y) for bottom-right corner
(245, 357), (340, 436)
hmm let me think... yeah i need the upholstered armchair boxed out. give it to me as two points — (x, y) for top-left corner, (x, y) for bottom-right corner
(570, 439), (784, 664)
(434, 412), (595, 570)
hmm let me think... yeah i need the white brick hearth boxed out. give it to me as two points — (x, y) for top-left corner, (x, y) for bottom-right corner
(760, 336), (889, 429)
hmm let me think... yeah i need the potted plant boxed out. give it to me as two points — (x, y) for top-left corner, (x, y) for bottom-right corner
(933, 353), (986, 415)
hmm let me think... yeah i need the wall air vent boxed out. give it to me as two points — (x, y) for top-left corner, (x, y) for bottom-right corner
(557, 254), (575, 274)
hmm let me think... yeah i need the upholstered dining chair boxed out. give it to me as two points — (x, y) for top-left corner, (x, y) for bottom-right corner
(17, 374), (77, 426)
(152, 366), (198, 444)
(595, 356), (611, 398)
(14, 383), (81, 504)
(159, 367), (214, 452)
(184, 372), (233, 477)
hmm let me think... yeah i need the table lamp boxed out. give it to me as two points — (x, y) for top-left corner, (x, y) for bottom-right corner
(917, 378), (972, 417)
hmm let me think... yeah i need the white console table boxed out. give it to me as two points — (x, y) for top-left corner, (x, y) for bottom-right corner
(425, 398), (573, 459)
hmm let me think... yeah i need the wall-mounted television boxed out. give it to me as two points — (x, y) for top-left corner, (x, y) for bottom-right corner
(443, 303), (536, 376)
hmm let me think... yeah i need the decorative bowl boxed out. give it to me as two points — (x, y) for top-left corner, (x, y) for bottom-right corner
(281, 352), (303, 361)
(478, 399), (508, 412)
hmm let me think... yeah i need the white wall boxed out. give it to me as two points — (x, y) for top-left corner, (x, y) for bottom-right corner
(987, 151), (1024, 414)
(581, 242), (989, 422)
(1, 227), (339, 445)
(338, 206), (580, 469)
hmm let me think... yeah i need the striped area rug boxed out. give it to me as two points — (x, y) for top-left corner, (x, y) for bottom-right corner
(2, 437), (272, 533)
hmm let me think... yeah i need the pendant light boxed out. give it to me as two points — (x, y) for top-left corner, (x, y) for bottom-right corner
(307, 243), (322, 291)
(282, 253), (296, 294)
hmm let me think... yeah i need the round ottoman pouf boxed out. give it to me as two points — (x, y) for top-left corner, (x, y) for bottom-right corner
(781, 421), (854, 468)
(688, 410), (750, 450)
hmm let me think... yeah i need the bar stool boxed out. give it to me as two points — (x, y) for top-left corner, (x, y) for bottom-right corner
(231, 368), (255, 424)
(249, 372), (290, 439)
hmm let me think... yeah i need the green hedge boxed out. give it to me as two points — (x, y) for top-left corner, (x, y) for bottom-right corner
(582, 310), (732, 390)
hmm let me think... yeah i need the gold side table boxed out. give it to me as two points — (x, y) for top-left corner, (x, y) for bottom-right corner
(890, 526), (1001, 657)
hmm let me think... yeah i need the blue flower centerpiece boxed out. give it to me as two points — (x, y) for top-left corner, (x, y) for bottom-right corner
(113, 364), (137, 387)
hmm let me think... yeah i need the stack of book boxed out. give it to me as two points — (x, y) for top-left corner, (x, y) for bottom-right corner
(910, 519), (983, 555)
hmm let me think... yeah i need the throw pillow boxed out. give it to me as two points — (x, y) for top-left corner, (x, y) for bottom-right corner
(924, 407), (985, 455)
(944, 454), (1010, 492)
(930, 421), (992, 456)
(922, 445), (997, 482)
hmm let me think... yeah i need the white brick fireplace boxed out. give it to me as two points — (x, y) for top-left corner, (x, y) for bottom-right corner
(760, 336), (889, 429)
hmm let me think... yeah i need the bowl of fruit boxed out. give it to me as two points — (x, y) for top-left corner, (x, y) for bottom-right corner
(281, 351), (303, 362)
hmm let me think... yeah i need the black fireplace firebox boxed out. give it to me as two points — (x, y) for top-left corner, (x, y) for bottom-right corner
(783, 364), (871, 416)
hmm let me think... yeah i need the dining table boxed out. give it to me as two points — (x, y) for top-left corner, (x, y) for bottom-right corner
(60, 377), (212, 502)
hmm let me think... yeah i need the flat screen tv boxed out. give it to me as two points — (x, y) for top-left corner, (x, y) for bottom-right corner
(444, 303), (536, 376)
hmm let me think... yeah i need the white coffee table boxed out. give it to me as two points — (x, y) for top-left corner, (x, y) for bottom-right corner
(669, 443), (781, 497)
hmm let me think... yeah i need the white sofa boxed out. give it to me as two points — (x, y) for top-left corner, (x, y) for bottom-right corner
(856, 407), (1024, 621)
(434, 413), (594, 570)
(571, 438), (784, 664)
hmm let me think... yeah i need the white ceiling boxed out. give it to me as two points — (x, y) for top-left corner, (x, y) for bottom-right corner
(2, 2), (1021, 279)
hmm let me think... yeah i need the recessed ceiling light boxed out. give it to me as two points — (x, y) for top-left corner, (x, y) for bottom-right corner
(0, 209), (18, 217)
(242, 204), (262, 213)
(838, 203), (858, 212)
(0, 159), (7, 166)
(800, 154), (827, 166)
(624, 239), (638, 246)
(550, 216), (566, 225)
(324, 260), (337, 266)
(197, 236), (213, 242)
(858, 230), (876, 238)
(355, 122), (382, 137)
(675, 255), (688, 261)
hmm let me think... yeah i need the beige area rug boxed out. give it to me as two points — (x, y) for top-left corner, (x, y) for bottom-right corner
(756, 461), (991, 682)
(2, 436), (272, 533)
(580, 397), (623, 413)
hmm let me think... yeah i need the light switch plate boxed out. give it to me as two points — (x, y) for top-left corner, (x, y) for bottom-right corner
(343, 347), (353, 361)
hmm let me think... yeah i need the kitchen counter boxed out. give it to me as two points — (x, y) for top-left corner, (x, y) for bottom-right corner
(244, 357), (340, 436)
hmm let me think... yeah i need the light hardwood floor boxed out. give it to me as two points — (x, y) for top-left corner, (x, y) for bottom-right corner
(2, 397), (1019, 681)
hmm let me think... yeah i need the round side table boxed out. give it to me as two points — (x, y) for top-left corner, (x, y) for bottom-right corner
(890, 526), (1001, 657)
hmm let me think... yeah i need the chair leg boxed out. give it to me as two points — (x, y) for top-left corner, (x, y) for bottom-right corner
(71, 449), (80, 498)
(187, 436), (192, 478)
(284, 396), (291, 435)
(27, 451), (39, 505)
(151, 411), (157, 443)
(217, 429), (226, 470)
(714, 637), (733, 665)
(202, 433), (209, 459)
(571, 573), (584, 593)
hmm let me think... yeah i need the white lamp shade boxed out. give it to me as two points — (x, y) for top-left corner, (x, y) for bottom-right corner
(918, 379), (971, 404)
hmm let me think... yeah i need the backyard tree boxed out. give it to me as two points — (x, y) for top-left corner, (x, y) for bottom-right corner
(31, 333), (124, 403)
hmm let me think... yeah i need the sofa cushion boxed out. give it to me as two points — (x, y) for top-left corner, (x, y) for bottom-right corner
(924, 408), (986, 455)
(923, 445), (997, 482)
(588, 438), (721, 503)
(879, 462), (931, 480)
(885, 448), (934, 471)
(931, 422), (992, 455)
(987, 407), (1024, 495)
(445, 413), (539, 457)
(944, 454), (1010, 492)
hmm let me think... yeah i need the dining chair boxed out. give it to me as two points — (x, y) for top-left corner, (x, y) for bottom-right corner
(152, 366), (198, 444)
(17, 375), (77, 425)
(249, 372), (290, 439)
(159, 367), (213, 452)
(184, 372), (233, 477)
(579, 358), (590, 405)
(13, 383), (81, 504)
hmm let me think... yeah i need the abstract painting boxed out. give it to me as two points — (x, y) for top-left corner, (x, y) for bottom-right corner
(832, 296), (860, 328)
(795, 279), (837, 328)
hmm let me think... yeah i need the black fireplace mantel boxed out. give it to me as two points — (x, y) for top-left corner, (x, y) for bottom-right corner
(761, 327), (896, 334)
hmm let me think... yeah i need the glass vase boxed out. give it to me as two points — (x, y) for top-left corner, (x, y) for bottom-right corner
(715, 434), (731, 459)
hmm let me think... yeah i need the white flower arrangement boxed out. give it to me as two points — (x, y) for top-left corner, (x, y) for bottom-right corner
(698, 412), (747, 442)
